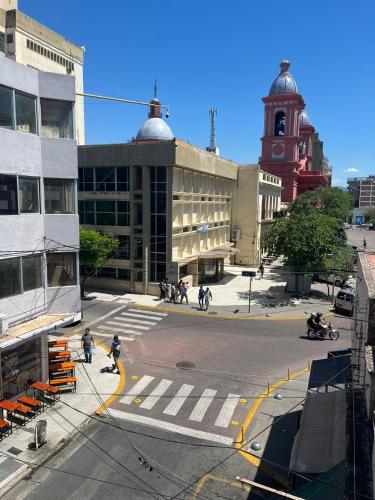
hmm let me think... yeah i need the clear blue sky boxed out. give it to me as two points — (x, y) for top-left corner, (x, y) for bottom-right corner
(21, 0), (375, 186)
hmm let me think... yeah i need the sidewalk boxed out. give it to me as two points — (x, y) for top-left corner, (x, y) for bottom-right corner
(85, 263), (335, 320)
(0, 335), (120, 495)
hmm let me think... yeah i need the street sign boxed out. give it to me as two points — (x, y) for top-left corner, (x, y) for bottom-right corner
(242, 271), (256, 278)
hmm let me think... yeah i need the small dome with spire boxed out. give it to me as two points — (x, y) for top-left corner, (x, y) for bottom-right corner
(299, 110), (312, 127)
(135, 82), (174, 142)
(269, 60), (298, 96)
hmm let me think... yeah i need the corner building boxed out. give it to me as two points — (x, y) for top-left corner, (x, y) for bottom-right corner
(260, 61), (329, 203)
(78, 95), (238, 294)
(0, 56), (81, 399)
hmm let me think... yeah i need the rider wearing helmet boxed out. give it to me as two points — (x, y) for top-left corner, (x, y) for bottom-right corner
(307, 313), (320, 332)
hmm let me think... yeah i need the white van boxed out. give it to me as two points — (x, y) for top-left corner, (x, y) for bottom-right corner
(334, 288), (355, 316)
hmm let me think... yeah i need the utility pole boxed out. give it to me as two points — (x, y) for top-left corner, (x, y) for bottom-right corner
(206, 108), (219, 155)
(242, 271), (257, 312)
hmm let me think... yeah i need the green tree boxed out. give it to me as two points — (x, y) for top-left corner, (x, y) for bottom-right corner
(263, 213), (339, 269)
(317, 245), (356, 296)
(290, 187), (354, 221)
(365, 208), (375, 225)
(79, 228), (119, 297)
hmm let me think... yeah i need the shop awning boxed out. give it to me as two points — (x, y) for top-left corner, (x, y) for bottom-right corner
(308, 355), (351, 390)
(289, 390), (347, 474)
(0, 313), (81, 350)
(295, 461), (346, 499)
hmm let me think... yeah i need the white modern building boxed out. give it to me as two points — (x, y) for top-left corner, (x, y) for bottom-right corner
(0, 56), (80, 399)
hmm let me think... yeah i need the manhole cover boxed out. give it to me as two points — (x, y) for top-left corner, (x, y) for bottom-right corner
(176, 361), (196, 370)
(7, 447), (22, 456)
(208, 311), (217, 315)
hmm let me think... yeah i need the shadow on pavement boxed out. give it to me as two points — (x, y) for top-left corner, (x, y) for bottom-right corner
(248, 410), (302, 499)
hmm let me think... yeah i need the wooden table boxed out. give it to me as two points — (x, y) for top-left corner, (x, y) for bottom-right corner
(0, 400), (21, 429)
(18, 395), (43, 413)
(48, 339), (68, 348)
(49, 362), (75, 373)
(49, 350), (70, 361)
(30, 381), (60, 403)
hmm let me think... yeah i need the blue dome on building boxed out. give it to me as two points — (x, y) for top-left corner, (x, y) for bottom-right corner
(269, 60), (298, 96)
(299, 110), (312, 127)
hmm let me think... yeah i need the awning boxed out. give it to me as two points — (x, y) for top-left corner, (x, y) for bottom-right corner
(198, 245), (239, 260)
(289, 390), (347, 474)
(308, 355), (351, 390)
(295, 461), (346, 499)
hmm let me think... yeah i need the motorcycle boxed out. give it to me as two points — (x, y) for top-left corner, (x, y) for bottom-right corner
(307, 322), (339, 341)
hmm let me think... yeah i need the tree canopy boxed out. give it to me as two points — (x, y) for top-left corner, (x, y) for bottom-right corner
(263, 212), (340, 269)
(79, 228), (119, 293)
(290, 187), (354, 221)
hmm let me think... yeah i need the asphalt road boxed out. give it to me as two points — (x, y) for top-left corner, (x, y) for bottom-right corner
(6, 301), (351, 500)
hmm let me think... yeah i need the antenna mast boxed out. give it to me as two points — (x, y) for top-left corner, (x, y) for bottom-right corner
(207, 108), (219, 155)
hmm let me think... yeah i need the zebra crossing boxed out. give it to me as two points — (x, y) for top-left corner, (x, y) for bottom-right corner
(90, 308), (168, 343)
(111, 375), (244, 445)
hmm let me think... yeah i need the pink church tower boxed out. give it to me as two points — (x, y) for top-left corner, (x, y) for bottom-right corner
(260, 61), (328, 203)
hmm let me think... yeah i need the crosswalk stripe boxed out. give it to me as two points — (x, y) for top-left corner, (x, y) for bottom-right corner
(97, 325), (144, 335)
(109, 409), (233, 446)
(189, 388), (217, 422)
(90, 331), (135, 342)
(163, 384), (194, 416)
(140, 379), (173, 410)
(114, 315), (157, 326)
(214, 394), (241, 428)
(128, 308), (167, 317)
(120, 312), (163, 321)
(106, 321), (150, 331)
(119, 375), (155, 405)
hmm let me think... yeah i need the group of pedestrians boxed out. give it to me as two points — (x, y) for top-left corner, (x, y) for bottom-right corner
(81, 327), (121, 374)
(159, 279), (189, 304)
(198, 286), (212, 310)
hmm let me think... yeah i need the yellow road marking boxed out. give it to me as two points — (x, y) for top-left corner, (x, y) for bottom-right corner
(95, 343), (126, 416)
(134, 398), (142, 404)
(131, 375), (139, 380)
(240, 398), (247, 404)
(192, 473), (250, 499)
(231, 420), (239, 426)
(234, 366), (309, 487)
(134, 303), (334, 321)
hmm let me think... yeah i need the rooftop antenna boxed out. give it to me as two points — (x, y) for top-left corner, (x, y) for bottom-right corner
(154, 80), (158, 98)
(206, 108), (219, 155)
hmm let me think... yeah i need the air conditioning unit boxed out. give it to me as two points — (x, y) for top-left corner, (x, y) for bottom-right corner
(231, 229), (241, 242)
(0, 314), (9, 337)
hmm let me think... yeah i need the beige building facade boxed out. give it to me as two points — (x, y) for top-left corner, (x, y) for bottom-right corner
(232, 165), (282, 266)
(0, 0), (84, 143)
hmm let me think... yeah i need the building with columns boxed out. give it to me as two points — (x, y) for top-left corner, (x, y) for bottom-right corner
(260, 60), (329, 203)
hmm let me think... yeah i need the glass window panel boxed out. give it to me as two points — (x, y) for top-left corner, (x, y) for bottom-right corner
(15, 92), (36, 134)
(117, 235), (130, 259)
(134, 270), (143, 282)
(96, 213), (115, 225)
(47, 252), (77, 286)
(135, 203), (142, 225)
(117, 268), (130, 280)
(97, 267), (116, 278)
(134, 238), (143, 260)
(0, 85), (14, 129)
(117, 213), (130, 226)
(156, 193), (166, 213)
(96, 201), (115, 212)
(117, 167), (129, 191)
(134, 166), (143, 190)
(0, 257), (21, 299)
(84, 201), (95, 211)
(19, 177), (39, 213)
(95, 167), (115, 191)
(157, 215), (166, 235)
(22, 255), (42, 292)
(157, 167), (166, 182)
(44, 179), (75, 214)
(84, 212), (95, 224)
(41, 98), (73, 139)
(117, 201), (130, 213)
(0, 174), (18, 214)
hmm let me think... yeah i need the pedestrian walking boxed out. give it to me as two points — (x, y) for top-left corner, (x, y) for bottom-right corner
(170, 283), (177, 304)
(363, 237), (367, 251)
(81, 327), (94, 364)
(204, 287), (212, 311)
(180, 282), (189, 304)
(107, 335), (121, 374)
(159, 281), (165, 300)
(198, 285), (205, 310)
(164, 282), (171, 302)
(258, 263), (264, 279)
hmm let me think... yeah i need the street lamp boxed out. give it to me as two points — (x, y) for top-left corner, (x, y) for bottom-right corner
(242, 270), (257, 313)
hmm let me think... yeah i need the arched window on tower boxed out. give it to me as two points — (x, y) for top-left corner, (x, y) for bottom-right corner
(274, 111), (286, 136)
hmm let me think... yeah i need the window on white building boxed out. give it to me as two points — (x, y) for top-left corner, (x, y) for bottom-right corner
(0, 85), (14, 129)
(44, 179), (75, 214)
(0, 174), (18, 214)
(47, 252), (77, 287)
(19, 177), (40, 213)
(41, 99), (73, 139)
(15, 91), (37, 134)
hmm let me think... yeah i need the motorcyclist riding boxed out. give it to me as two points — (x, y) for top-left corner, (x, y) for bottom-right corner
(307, 313), (319, 332)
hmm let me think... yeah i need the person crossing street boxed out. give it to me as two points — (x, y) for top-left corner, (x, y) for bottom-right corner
(107, 335), (121, 374)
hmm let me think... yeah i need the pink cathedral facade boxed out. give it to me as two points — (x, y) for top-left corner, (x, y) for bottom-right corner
(260, 61), (329, 203)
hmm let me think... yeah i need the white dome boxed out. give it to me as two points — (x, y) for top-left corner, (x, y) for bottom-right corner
(136, 117), (174, 141)
(269, 60), (298, 96)
(299, 110), (312, 126)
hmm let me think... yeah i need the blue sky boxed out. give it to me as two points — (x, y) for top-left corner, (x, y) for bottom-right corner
(21, 0), (375, 186)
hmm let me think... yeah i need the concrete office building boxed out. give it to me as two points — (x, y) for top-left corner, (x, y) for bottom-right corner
(232, 165), (282, 267)
(348, 176), (375, 224)
(0, 56), (80, 399)
(78, 94), (238, 295)
(0, 0), (84, 144)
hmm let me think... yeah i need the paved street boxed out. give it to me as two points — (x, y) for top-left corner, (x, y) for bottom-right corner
(4, 298), (352, 499)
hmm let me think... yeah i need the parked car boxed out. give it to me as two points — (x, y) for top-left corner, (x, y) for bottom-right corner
(313, 274), (355, 288)
(368, 224), (375, 231)
(335, 288), (355, 316)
